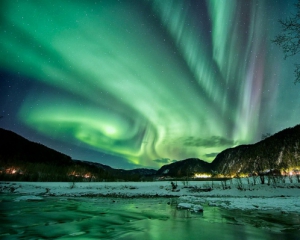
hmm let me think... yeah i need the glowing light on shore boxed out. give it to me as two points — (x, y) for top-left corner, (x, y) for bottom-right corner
(68, 171), (92, 179)
(5, 168), (18, 174)
(194, 173), (212, 178)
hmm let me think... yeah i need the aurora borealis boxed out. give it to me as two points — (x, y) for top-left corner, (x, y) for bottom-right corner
(0, 0), (300, 169)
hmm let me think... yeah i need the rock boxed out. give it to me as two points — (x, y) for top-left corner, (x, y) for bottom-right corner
(177, 202), (203, 212)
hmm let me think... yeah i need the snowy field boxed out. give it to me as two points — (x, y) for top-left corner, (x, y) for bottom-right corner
(1, 177), (300, 213)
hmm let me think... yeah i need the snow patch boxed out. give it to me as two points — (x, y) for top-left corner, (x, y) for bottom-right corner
(1, 178), (300, 213)
(14, 196), (43, 202)
(178, 196), (206, 203)
(177, 202), (203, 212)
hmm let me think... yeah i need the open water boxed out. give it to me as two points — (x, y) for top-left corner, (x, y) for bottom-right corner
(0, 194), (299, 239)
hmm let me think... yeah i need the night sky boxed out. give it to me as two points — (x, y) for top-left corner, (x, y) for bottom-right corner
(0, 0), (300, 169)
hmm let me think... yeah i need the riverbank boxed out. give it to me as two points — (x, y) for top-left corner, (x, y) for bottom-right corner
(1, 179), (300, 213)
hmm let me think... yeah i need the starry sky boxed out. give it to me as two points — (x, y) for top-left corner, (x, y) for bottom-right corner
(0, 0), (300, 169)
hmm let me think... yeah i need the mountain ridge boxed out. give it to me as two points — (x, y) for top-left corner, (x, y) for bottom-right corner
(0, 128), (156, 181)
(1, 124), (300, 180)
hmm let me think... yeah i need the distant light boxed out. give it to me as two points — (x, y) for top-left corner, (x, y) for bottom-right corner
(6, 168), (18, 174)
(194, 173), (211, 178)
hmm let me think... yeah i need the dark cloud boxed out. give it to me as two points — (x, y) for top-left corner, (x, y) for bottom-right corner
(153, 158), (177, 164)
(183, 136), (235, 148)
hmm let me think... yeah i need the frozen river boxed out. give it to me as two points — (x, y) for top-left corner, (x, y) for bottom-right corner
(0, 194), (299, 239)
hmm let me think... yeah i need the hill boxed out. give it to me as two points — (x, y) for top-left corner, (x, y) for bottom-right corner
(211, 124), (300, 176)
(0, 128), (72, 165)
(156, 124), (300, 179)
(0, 128), (156, 181)
(1, 124), (300, 181)
(157, 158), (211, 178)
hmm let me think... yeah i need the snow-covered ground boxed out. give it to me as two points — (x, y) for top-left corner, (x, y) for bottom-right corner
(1, 178), (300, 213)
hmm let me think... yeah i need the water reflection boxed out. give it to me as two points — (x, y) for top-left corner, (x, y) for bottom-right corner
(0, 194), (299, 239)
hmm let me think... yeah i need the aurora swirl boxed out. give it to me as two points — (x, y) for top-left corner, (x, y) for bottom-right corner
(0, 0), (299, 169)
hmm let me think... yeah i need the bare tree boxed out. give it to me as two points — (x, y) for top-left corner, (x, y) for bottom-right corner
(273, 0), (300, 84)
(254, 158), (265, 184)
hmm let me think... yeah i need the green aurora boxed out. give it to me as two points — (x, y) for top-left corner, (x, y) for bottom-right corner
(0, 0), (300, 169)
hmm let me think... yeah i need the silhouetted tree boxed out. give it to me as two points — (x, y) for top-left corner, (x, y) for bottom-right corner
(273, 0), (300, 84)
(254, 158), (265, 184)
